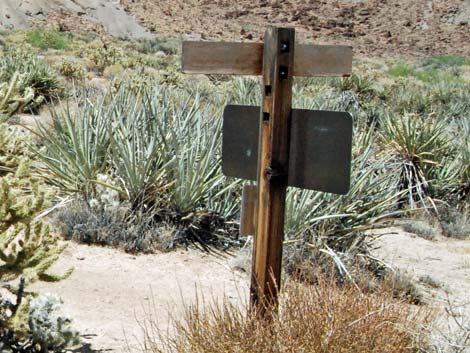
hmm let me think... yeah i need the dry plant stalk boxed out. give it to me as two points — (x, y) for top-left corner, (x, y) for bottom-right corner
(142, 275), (431, 353)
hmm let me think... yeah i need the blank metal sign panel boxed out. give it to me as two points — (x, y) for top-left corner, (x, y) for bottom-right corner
(222, 105), (353, 194)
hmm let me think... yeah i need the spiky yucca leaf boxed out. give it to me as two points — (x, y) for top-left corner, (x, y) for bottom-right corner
(34, 98), (111, 196)
(378, 113), (454, 207)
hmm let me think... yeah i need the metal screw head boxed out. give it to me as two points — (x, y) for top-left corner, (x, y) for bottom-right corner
(279, 66), (289, 79)
(280, 42), (289, 53)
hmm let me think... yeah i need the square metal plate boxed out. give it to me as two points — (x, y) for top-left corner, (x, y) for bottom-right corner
(222, 105), (353, 194)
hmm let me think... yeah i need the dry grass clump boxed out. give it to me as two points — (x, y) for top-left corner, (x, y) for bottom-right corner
(143, 277), (429, 353)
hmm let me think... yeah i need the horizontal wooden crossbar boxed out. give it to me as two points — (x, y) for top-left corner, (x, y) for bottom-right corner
(182, 41), (352, 77)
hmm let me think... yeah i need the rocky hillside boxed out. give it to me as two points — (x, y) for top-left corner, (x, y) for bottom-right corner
(1, 0), (470, 56)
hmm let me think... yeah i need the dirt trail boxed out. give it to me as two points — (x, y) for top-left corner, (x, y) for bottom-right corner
(372, 227), (470, 348)
(373, 227), (470, 312)
(31, 227), (470, 352)
(32, 243), (249, 352)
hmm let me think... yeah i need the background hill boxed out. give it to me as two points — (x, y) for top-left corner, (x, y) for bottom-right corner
(1, 0), (470, 56)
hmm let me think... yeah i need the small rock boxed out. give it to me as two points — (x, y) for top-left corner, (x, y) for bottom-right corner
(183, 32), (202, 41)
(155, 51), (167, 58)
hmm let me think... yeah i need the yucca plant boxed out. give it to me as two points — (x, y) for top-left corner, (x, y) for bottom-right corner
(163, 103), (224, 214)
(285, 124), (401, 248)
(108, 86), (167, 209)
(227, 77), (260, 106)
(34, 96), (111, 197)
(378, 113), (453, 208)
(453, 118), (470, 201)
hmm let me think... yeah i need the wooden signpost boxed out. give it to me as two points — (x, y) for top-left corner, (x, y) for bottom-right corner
(182, 27), (353, 314)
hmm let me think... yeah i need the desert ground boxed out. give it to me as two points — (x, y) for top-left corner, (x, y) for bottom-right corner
(1, 1), (469, 352)
(28, 228), (469, 352)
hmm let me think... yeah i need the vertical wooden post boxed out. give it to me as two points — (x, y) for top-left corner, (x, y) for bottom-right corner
(240, 184), (257, 236)
(251, 27), (295, 313)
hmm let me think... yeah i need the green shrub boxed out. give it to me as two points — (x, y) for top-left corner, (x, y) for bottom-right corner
(26, 30), (70, 50)
(134, 38), (179, 55)
(389, 62), (414, 78)
(0, 72), (45, 119)
(421, 55), (470, 70)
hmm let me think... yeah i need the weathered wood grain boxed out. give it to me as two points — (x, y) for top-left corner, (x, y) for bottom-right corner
(182, 41), (352, 76)
(251, 27), (294, 314)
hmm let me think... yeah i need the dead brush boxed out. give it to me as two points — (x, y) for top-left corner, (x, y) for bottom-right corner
(142, 275), (430, 353)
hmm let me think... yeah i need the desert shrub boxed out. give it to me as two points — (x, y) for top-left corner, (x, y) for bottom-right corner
(421, 55), (469, 70)
(52, 200), (165, 253)
(0, 48), (62, 104)
(26, 30), (70, 50)
(134, 38), (179, 55)
(438, 205), (470, 239)
(85, 38), (124, 73)
(144, 277), (428, 353)
(401, 220), (440, 240)
(57, 60), (85, 81)
(389, 62), (415, 78)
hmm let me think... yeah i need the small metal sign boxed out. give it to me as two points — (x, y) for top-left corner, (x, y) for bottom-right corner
(222, 105), (353, 194)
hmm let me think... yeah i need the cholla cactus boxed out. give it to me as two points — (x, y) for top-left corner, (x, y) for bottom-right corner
(28, 294), (80, 350)
(0, 175), (69, 283)
(0, 125), (35, 170)
(0, 72), (45, 121)
(1, 125), (69, 283)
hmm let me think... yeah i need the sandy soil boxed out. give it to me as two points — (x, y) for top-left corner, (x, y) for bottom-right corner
(31, 243), (249, 352)
(30, 226), (470, 352)
(373, 227), (470, 311)
(372, 227), (470, 349)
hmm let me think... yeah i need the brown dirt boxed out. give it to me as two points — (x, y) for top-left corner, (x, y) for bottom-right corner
(120, 0), (470, 57)
(1, 1), (469, 57)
